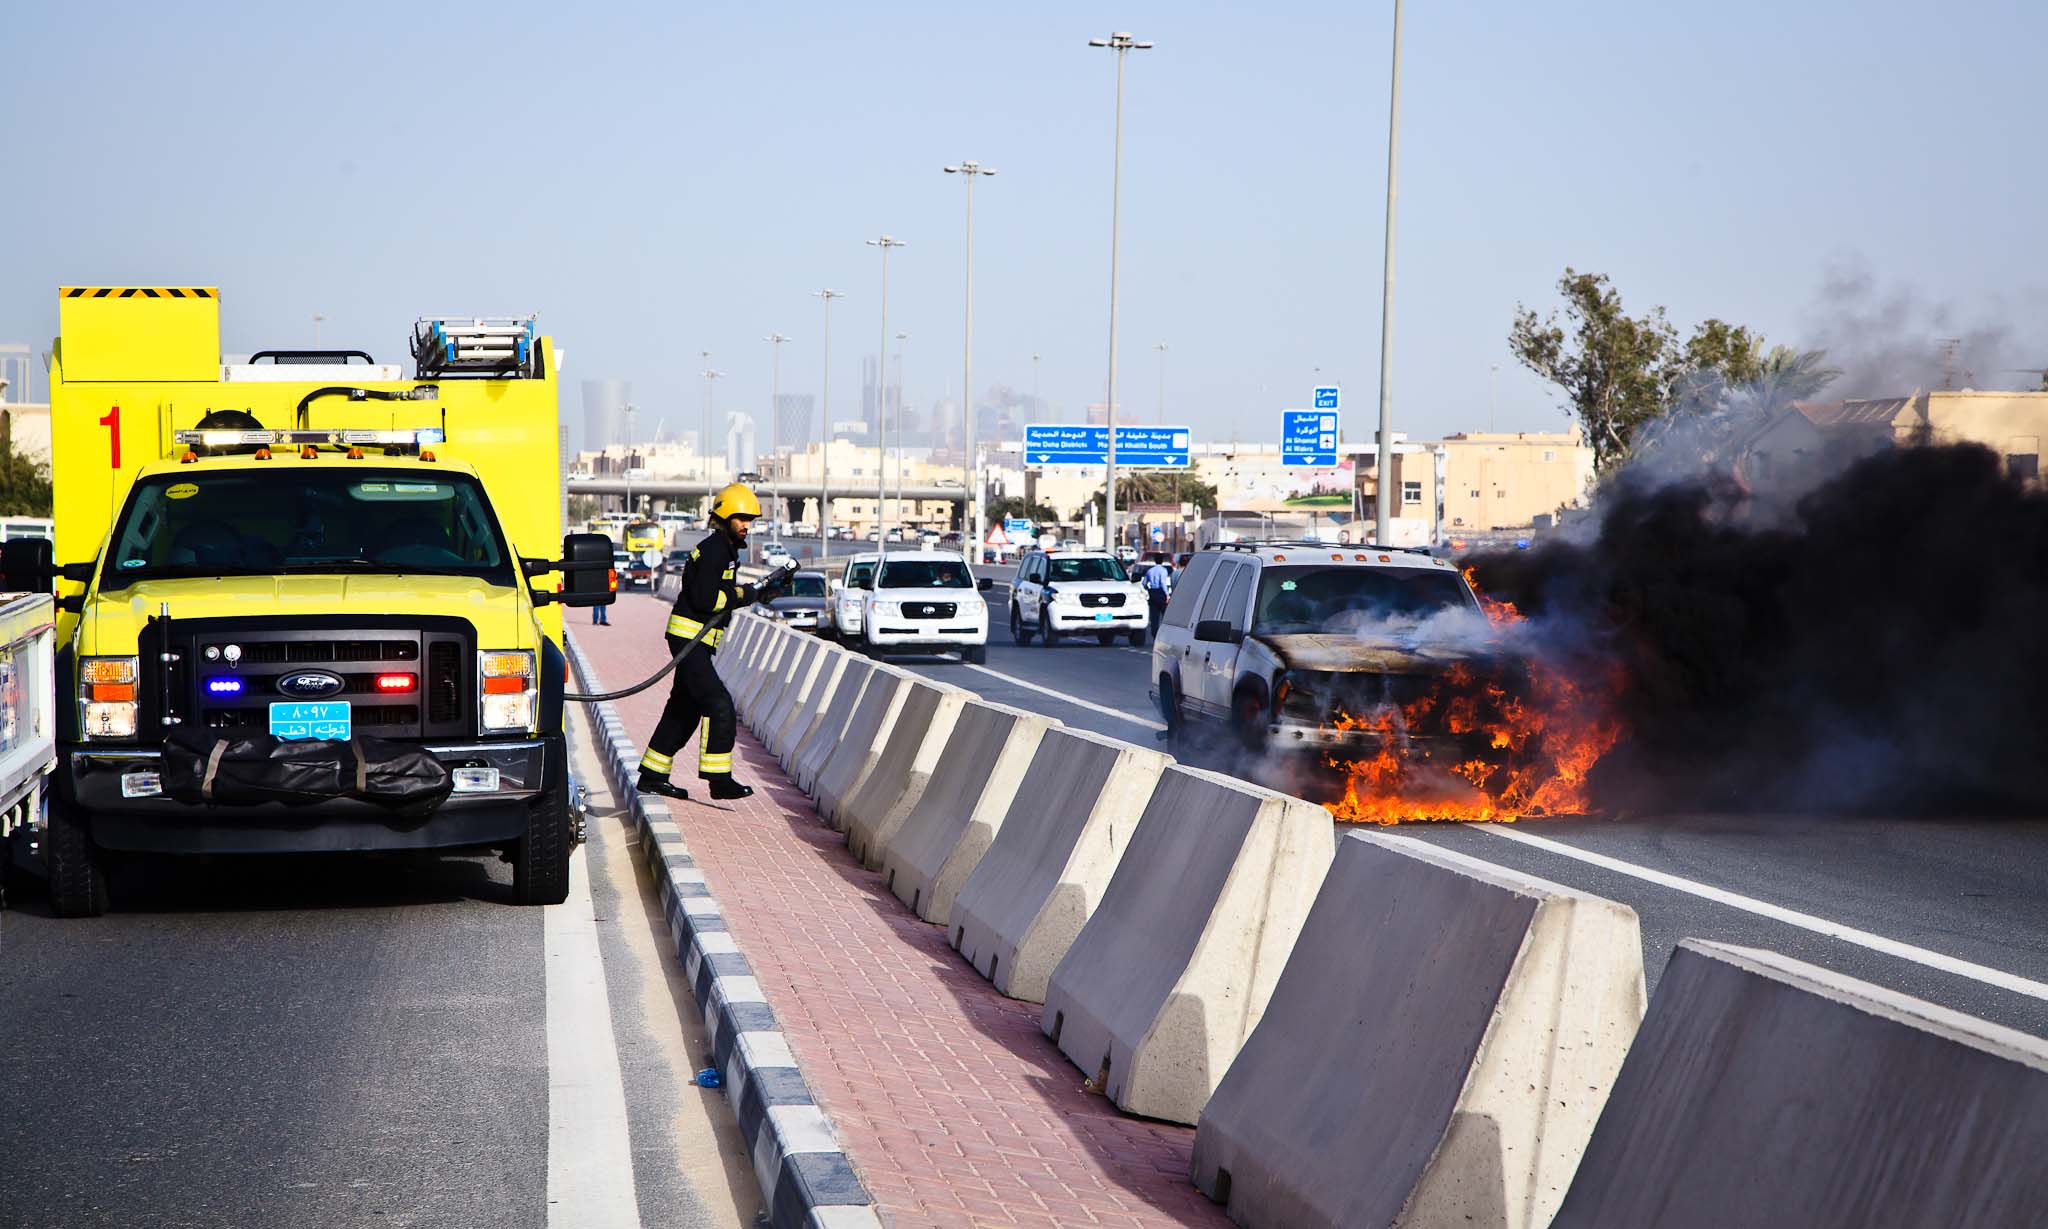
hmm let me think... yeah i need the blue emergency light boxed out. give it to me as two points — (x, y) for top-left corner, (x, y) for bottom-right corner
(206, 677), (244, 695)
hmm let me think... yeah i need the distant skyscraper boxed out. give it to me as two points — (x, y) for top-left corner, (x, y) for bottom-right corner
(774, 393), (814, 449)
(581, 379), (631, 451)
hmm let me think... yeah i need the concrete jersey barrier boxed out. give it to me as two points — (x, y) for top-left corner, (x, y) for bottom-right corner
(717, 619), (766, 705)
(732, 623), (788, 717)
(1551, 940), (2048, 1229)
(744, 628), (804, 726)
(813, 666), (911, 824)
(950, 729), (1170, 1003)
(757, 639), (825, 752)
(776, 646), (852, 769)
(841, 680), (970, 867)
(791, 657), (874, 795)
(881, 701), (1057, 926)
(1190, 831), (1645, 1229)
(1042, 766), (1335, 1125)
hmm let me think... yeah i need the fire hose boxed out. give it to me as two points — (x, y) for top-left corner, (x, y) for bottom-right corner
(562, 559), (798, 703)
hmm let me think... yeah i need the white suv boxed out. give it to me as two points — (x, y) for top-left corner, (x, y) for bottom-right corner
(856, 550), (993, 663)
(830, 552), (880, 639)
(1009, 550), (1149, 647)
(1148, 541), (1490, 753)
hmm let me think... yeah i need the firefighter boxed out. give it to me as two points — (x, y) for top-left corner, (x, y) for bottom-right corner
(636, 483), (788, 802)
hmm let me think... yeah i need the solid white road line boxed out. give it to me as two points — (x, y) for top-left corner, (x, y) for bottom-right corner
(546, 847), (643, 1229)
(1475, 822), (2048, 1002)
(959, 662), (1167, 732)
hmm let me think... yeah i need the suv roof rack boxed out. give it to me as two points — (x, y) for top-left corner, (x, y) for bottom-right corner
(1202, 539), (1435, 556)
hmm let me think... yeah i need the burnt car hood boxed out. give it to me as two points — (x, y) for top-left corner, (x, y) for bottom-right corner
(1257, 632), (1491, 674)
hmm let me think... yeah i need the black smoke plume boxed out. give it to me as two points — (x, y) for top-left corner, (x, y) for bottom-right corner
(1467, 444), (2048, 815)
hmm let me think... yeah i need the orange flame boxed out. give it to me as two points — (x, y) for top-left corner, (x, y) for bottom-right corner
(1322, 570), (1623, 825)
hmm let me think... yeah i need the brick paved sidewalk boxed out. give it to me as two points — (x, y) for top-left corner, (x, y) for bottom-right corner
(578, 593), (1228, 1228)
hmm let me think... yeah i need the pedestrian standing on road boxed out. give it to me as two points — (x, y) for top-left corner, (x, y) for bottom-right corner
(635, 483), (788, 803)
(1142, 555), (1174, 632)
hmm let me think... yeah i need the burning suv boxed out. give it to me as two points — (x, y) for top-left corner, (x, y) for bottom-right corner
(1149, 541), (1500, 757)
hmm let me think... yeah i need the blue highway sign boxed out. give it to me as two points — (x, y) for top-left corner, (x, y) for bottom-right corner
(1314, 386), (1341, 411)
(1024, 424), (1190, 468)
(1282, 409), (1341, 468)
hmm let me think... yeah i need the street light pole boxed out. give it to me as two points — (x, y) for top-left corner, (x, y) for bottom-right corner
(1090, 31), (1152, 556)
(894, 330), (910, 532)
(945, 160), (997, 559)
(1154, 342), (1169, 424)
(1373, 0), (1404, 545)
(765, 332), (790, 544)
(813, 289), (846, 562)
(866, 235), (905, 558)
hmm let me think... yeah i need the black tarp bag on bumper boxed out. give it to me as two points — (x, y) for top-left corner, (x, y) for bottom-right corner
(164, 730), (455, 818)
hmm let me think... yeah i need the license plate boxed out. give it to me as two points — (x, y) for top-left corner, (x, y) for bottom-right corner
(270, 701), (352, 740)
(1094, 612), (1114, 622)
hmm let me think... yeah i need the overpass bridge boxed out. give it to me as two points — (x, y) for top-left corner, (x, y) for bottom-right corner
(569, 476), (970, 512)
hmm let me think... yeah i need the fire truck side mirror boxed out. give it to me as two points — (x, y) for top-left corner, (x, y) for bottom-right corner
(0, 538), (54, 594)
(552, 532), (618, 608)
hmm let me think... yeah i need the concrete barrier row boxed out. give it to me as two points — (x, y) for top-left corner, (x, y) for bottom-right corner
(718, 622), (2047, 1228)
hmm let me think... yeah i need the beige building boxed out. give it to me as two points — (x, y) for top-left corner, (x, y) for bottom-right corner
(1734, 391), (2047, 495)
(1434, 429), (1596, 532)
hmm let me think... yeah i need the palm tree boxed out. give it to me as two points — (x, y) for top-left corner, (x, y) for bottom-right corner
(1750, 346), (1841, 414)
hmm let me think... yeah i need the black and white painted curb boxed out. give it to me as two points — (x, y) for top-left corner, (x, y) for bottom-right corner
(565, 626), (880, 1229)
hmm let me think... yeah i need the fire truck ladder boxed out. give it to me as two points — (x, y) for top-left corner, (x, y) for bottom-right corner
(410, 316), (540, 379)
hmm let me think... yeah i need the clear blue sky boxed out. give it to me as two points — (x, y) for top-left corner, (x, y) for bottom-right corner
(5, 0), (2044, 448)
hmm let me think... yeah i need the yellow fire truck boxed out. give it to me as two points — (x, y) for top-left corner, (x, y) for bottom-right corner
(3, 288), (614, 915)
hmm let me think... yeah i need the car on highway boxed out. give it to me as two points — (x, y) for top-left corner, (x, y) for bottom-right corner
(613, 548), (653, 590)
(1008, 550), (1148, 647)
(854, 550), (993, 663)
(1149, 541), (1491, 754)
(762, 569), (830, 633)
(761, 540), (794, 569)
(831, 552), (881, 638)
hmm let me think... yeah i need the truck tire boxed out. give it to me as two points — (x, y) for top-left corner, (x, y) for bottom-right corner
(964, 644), (987, 665)
(46, 798), (109, 918)
(1042, 620), (1062, 647)
(1009, 605), (1034, 646)
(1096, 631), (1117, 646)
(513, 785), (572, 906)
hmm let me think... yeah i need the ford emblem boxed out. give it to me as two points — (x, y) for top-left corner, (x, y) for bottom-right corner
(276, 670), (345, 699)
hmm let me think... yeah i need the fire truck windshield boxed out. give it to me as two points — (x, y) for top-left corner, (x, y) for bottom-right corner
(100, 469), (516, 590)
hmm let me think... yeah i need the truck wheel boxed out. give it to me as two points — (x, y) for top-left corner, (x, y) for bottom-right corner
(1042, 620), (1062, 647)
(1159, 676), (1190, 756)
(46, 798), (109, 918)
(1235, 688), (1273, 755)
(1009, 606), (1033, 646)
(1096, 631), (1116, 646)
(1127, 629), (1148, 648)
(964, 645), (987, 665)
(513, 784), (572, 906)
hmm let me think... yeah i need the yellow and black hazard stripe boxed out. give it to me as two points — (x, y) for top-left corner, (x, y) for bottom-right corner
(62, 287), (218, 299)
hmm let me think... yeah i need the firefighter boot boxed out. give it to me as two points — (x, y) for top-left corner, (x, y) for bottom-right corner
(705, 774), (754, 801)
(636, 769), (691, 802)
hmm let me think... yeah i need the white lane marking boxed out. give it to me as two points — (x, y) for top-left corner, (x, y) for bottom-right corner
(545, 847), (643, 1229)
(959, 662), (1166, 732)
(1474, 823), (2048, 1002)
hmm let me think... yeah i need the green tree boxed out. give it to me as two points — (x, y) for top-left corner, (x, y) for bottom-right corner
(1087, 471), (1219, 518)
(1508, 269), (1769, 473)
(985, 494), (1060, 525)
(1750, 345), (1841, 414)
(0, 413), (51, 517)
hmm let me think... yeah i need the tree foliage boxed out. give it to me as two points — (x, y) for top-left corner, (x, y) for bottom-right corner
(1508, 269), (1777, 473)
(1087, 471), (1219, 519)
(0, 413), (50, 517)
(985, 494), (1061, 525)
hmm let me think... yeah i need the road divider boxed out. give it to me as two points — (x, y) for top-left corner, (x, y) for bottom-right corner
(727, 622), (782, 719)
(738, 621), (796, 721)
(814, 666), (912, 826)
(756, 638), (826, 754)
(1043, 766), (1336, 1125)
(950, 729), (1171, 1003)
(1549, 939), (2048, 1228)
(842, 680), (969, 868)
(1190, 831), (1645, 1229)
(881, 701), (1057, 925)
(790, 657), (875, 795)
(775, 646), (852, 769)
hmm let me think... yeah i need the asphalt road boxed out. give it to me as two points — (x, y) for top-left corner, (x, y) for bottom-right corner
(0, 708), (758, 1229)
(872, 588), (2048, 1038)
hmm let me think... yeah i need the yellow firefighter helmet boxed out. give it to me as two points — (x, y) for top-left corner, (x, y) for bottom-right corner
(709, 482), (762, 521)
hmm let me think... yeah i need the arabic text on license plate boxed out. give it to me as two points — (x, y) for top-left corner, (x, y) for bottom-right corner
(1094, 612), (1114, 622)
(270, 701), (352, 740)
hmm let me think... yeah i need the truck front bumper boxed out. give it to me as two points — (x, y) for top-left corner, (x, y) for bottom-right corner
(60, 737), (556, 854)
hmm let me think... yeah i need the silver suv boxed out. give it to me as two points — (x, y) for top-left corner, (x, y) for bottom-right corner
(1148, 541), (1491, 753)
